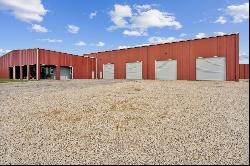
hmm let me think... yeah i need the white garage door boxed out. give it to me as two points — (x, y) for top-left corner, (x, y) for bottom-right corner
(156, 60), (177, 80)
(126, 62), (142, 80)
(103, 64), (114, 79)
(196, 57), (226, 80)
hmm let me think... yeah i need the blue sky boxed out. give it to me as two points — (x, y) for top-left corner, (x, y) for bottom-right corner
(0, 0), (249, 63)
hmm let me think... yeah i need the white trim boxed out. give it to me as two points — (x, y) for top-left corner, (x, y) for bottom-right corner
(36, 48), (39, 80)
(96, 58), (98, 79)
(13, 66), (16, 79)
(71, 67), (74, 79)
(92, 71), (95, 79)
(100, 71), (103, 79)
(154, 60), (156, 80)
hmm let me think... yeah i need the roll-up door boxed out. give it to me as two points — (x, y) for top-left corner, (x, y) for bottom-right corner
(196, 57), (226, 80)
(126, 62), (142, 79)
(60, 66), (72, 80)
(156, 60), (177, 80)
(103, 64), (114, 79)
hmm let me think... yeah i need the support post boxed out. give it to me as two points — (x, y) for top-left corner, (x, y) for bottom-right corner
(20, 66), (23, 80)
(36, 64), (40, 80)
(13, 66), (16, 79)
(96, 58), (98, 79)
(56, 65), (60, 80)
(27, 65), (30, 80)
(36, 48), (40, 80)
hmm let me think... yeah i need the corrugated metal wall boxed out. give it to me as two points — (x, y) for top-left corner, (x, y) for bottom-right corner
(86, 34), (239, 81)
(0, 34), (240, 81)
(239, 64), (249, 79)
(0, 49), (95, 80)
(39, 49), (95, 79)
(0, 49), (37, 79)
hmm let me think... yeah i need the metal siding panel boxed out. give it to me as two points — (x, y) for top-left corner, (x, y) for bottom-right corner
(0, 49), (38, 79)
(240, 64), (249, 79)
(189, 41), (196, 80)
(245, 65), (249, 79)
(239, 65), (245, 79)
(226, 35), (236, 81)
(235, 34), (239, 81)
(88, 34), (238, 81)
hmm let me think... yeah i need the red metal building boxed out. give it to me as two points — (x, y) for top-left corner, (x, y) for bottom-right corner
(85, 33), (240, 81)
(0, 34), (241, 81)
(239, 64), (249, 79)
(0, 48), (96, 80)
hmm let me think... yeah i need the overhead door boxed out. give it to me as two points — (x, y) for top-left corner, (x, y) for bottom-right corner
(103, 64), (114, 79)
(196, 57), (226, 80)
(60, 66), (72, 80)
(156, 60), (177, 80)
(126, 62), (142, 80)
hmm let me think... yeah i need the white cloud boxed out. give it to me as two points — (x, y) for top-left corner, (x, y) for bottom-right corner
(31, 24), (48, 32)
(109, 4), (132, 30)
(123, 30), (147, 36)
(134, 4), (152, 13)
(226, 2), (249, 23)
(135, 43), (150, 47)
(75, 41), (86, 47)
(0, 48), (11, 55)
(108, 4), (182, 32)
(118, 45), (131, 49)
(67, 24), (80, 34)
(148, 36), (179, 44)
(97, 42), (105, 47)
(118, 43), (151, 49)
(214, 32), (226, 36)
(130, 9), (182, 30)
(37, 38), (63, 43)
(214, 16), (227, 24)
(0, 0), (47, 22)
(195, 33), (206, 39)
(179, 33), (187, 37)
(89, 11), (97, 19)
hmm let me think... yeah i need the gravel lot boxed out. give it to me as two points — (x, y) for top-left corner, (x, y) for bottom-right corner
(0, 79), (249, 165)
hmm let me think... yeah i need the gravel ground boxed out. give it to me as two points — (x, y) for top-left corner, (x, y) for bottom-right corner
(0, 79), (249, 165)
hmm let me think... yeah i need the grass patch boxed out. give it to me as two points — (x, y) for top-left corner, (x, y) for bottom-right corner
(0, 79), (28, 83)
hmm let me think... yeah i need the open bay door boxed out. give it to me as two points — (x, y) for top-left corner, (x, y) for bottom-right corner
(103, 64), (114, 79)
(196, 57), (226, 80)
(126, 61), (142, 80)
(155, 60), (177, 80)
